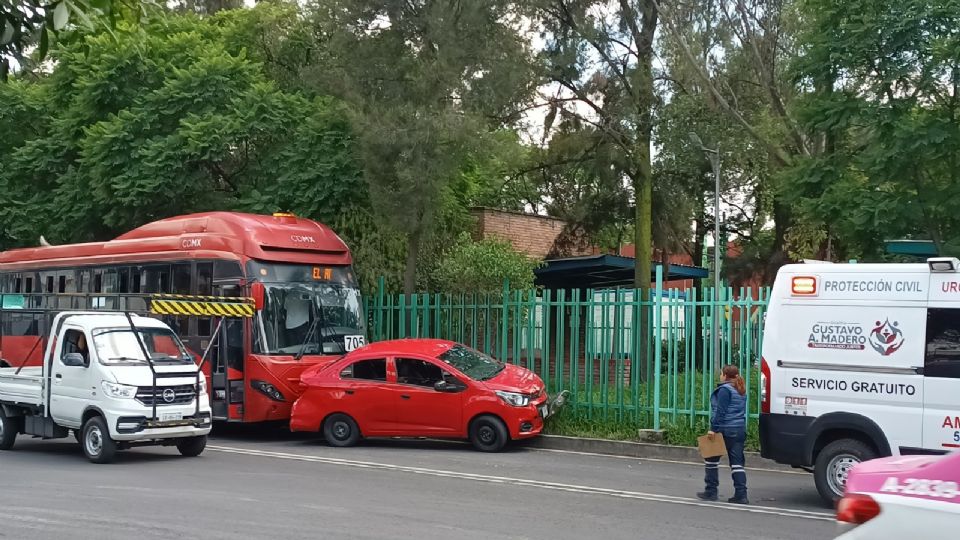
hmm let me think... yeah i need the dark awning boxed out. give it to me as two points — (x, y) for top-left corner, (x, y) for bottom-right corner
(534, 254), (709, 290)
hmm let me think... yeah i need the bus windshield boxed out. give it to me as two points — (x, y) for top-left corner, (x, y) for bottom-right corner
(249, 263), (365, 356)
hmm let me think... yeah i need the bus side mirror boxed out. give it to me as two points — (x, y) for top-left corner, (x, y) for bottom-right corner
(251, 282), (265, 311)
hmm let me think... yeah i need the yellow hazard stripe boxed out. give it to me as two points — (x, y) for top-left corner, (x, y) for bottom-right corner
(148, 298), (255, 318)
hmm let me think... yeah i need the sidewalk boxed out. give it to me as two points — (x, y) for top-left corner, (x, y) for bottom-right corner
(526, 434), (795, 471)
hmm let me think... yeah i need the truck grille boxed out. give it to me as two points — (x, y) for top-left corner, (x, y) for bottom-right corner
(135, 385), (197, 406)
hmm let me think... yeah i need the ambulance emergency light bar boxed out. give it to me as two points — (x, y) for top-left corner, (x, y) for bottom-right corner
(928, 257), (960, 273)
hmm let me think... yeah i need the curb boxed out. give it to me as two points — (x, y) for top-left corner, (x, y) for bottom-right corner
(527, 434), (795, 471)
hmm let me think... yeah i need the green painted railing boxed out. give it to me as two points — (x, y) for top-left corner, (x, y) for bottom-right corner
(366, 268), (770, 430)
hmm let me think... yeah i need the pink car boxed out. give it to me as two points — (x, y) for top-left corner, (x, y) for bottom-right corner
(836, 451), (960, 539)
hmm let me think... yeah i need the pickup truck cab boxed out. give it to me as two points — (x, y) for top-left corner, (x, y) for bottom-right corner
(0, 311), (212, 463)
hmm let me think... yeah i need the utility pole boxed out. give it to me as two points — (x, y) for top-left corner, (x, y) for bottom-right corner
(689, 132), (722, 373)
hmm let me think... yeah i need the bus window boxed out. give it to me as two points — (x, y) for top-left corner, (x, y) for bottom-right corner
(76, 270), (88, 293)
(103, 268), (118, 293)
(214, 261), (243, 281)
(93, 269), (103, 293)
(132, 269), (142, 293)
(197, 263), (213, 295)
(117, 268), (129, 293)
(142, 265), (170, 293)
(173, 264), (191, 294)
(58, 275), (66, 293)
(45, 275), (54, 293)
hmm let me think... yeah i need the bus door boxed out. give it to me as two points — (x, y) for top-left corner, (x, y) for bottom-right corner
(211, 284), (245, 421)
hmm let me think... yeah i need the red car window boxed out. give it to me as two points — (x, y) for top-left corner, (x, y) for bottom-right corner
(340, 358), (387, 381)
(396, 358), (444, 388)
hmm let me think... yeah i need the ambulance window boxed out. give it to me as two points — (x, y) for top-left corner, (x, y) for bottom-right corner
(925, 308), (960, 379)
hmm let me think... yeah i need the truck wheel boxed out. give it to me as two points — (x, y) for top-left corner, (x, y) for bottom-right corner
(469, 415), (509, 452)
(323, 413), (360, 447)
(176, 435), (207, 457)
(82, 416), (117, 464)
(0, 408), (20, 450)
(814, 438), (876, 506)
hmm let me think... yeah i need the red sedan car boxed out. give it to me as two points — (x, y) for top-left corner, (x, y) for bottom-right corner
(290, 339), (565, 452)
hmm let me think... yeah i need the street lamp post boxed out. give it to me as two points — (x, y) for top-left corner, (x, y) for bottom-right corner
(689, 132), (722, 373)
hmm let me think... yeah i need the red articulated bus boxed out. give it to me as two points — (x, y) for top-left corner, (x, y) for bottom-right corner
(0, 211), (366, 424)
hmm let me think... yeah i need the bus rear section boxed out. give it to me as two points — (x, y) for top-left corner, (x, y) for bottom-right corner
(0, 211), (366, 425)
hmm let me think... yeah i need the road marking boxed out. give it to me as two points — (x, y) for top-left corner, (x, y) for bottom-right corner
(208, 445), (833, 522)
(526, 447), (809, 475)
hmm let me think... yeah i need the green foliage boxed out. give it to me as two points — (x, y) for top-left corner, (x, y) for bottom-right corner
(433, 233), (540, 293)
(787, 0), (960, 259)
(304, 0), (538, 293)
(0, 7), (363, 251)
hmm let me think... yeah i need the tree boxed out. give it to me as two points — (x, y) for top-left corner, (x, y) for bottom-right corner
(0, 8), (365, 252)
(303, 1), (538, 295)
(433, 233), (540, 293)
(787, 0), (960, 258)
(526, 0), (659, 293)
(656, 0), (807, 274)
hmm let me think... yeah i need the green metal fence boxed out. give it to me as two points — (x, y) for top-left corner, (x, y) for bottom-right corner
(367, 268), (770, 430)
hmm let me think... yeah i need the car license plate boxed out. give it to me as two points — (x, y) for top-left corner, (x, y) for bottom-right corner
(539, 404), (549, 418)
(160, 412), (182, 422)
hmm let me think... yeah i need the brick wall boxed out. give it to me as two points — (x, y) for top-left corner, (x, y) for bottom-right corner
(471, 207), (593, 260)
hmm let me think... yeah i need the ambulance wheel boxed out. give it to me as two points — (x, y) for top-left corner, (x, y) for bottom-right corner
(323, 413), (360, 447)
(176, 435), (207, 457)
(814, 438), (876, 506)
(82, 416), (117, 464)
(0, 408), (20, 450)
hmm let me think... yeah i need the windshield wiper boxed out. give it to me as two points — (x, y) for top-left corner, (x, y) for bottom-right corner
(107, 356), (146, 363)
(315, 291), (346, 356)
(295, 301), (322, 362)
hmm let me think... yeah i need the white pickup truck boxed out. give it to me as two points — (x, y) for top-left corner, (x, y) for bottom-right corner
(0, 311), (212, 463)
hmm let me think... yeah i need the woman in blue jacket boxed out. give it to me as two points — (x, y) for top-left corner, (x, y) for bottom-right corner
(697, 365), (749, 504)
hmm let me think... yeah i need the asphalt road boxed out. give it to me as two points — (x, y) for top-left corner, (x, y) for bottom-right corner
(0, 428), (836, 540)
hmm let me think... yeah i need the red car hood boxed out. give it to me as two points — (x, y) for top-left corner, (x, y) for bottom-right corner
(482, 363), (544, 395)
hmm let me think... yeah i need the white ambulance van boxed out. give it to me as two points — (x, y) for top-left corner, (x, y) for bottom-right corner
(759, 258), (960, 505)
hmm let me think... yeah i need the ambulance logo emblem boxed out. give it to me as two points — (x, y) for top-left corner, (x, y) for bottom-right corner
(869, 319), (905, 356)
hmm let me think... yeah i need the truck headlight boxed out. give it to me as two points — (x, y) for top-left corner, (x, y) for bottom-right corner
(102, 381), (138, 399)
(496, 390), (530, 407)
(196, 377), (207, 395)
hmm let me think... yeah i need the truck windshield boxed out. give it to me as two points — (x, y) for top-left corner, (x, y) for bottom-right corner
(249, 262), (365, 356)
(91, 327), (193, 366)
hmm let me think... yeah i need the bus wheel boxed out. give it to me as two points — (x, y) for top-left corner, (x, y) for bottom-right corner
(814, 438), (876, 506)
(82, 416), (117, 464)
(176, 436), (207, 457)
(0, 408), (20, 450)
(323, 414), (360, 447)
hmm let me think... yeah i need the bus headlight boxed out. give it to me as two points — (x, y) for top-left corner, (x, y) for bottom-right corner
(251, 379), (285, 402)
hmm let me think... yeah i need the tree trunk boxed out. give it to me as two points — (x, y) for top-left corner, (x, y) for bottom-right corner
(632, 0), (658, 382)
(403, 229), (422, 296)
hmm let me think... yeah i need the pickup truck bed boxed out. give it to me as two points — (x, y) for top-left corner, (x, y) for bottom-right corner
(0, 367), (44, 406)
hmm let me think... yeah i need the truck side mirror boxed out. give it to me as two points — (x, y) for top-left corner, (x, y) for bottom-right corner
(62, 353), (86, 367)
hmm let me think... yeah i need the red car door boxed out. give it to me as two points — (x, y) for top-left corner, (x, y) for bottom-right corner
(391, 357), (464, 436)
(331, 357), (396, 435)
